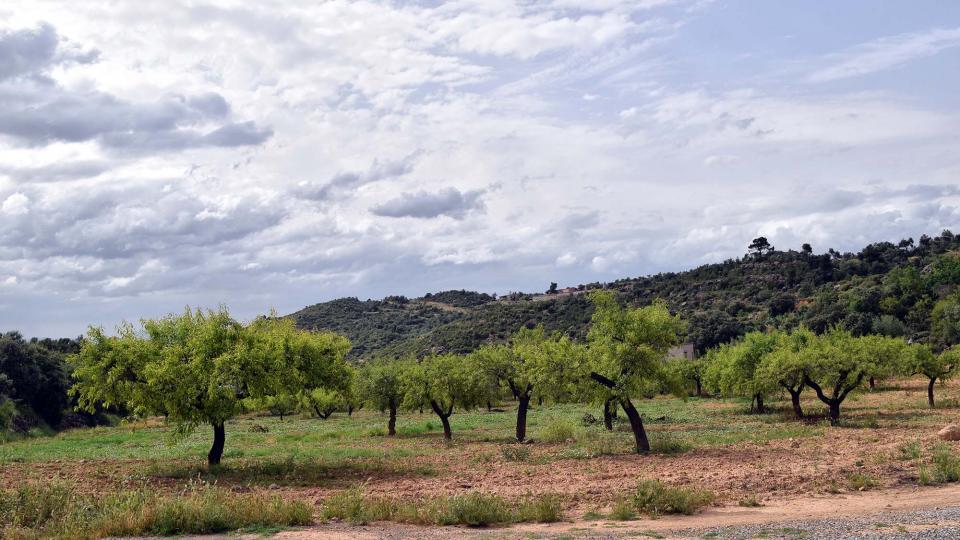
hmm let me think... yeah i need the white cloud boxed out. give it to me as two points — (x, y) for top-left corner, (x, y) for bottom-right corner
(0, 2), (958, 337)
(1, 192), (30, 215)
(809, 27), (960, 82)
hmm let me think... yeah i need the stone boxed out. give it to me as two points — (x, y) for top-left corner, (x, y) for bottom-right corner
(937, 424), (960, 441)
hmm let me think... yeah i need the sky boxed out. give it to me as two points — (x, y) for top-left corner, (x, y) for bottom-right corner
(1, 0), (959, 337)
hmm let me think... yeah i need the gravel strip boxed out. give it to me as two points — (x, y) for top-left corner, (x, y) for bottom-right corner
(684, 506), (960, 539)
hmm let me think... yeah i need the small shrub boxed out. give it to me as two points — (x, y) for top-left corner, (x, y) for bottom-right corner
(320, 487), (371, 525)
(847, 472), (878, 491)
(516, 494), (563, 523)
(435, 493), (513, 526)
(929, 443), (960, 483)
(632, 480), (714, 516)
(576, 429), (621, 457)
(608, 497), (637, 520)
(500, 445), (531, 462)
(650, 434), (692, 455)
(738, 494), (762, 507)
(539, 417), (576, 444)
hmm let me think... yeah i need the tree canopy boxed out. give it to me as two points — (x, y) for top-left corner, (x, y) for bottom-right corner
(71, 308), (351, 465)
(585, 291), (684, 453)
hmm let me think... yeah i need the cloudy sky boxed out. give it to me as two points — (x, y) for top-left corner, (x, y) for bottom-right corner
(2, 1), (959, 337)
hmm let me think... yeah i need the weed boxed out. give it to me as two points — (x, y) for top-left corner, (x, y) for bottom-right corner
(538, 417), (576, 444)
(318, 487), (562, 526)
(608, 497), (638, 521)
(517, 493), (564, 523)
(738, 494), (762, 507)
(897, 439), (922, 461)
(500, 445), (531, 462)
(631, 479), (714, 516)
(0, 482), (311, 539)
(847, 472), (878, 491)
(650, 433), (692, 455)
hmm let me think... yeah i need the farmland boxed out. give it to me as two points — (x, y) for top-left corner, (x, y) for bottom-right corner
(4, 376), (960, 538)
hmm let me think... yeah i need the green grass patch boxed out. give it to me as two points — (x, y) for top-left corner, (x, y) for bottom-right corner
(319, 487), (563, 526)
(538, 417), (576, 444)
(0, 482), (311, 540)
(631, 479), (715, 516)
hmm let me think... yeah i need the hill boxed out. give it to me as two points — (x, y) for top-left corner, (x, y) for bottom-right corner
(288, 230), (960, 359)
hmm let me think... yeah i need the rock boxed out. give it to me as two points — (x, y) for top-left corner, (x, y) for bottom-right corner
(268, 483), (279, 490)
(938, 424), (960, 441)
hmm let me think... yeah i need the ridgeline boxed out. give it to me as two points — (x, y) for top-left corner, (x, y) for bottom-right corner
(289, 230), (960, 360)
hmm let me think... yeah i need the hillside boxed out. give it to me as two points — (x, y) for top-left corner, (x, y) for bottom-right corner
(289, 230), (960, 359)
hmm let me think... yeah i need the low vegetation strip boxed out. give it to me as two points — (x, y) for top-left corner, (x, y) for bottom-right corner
(320, 488), (563, 526)
(0, 482), (312, 540)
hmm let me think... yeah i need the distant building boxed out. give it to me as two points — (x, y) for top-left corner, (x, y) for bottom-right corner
(668, 342), (696, 360)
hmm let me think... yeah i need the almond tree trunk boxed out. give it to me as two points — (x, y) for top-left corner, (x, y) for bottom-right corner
(208, 422), (225, 466)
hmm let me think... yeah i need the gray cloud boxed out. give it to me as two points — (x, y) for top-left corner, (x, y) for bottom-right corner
(295, 154), (417, 201)
(371, 187), (485, 219)
(0, 160), (109, 183)
(0, 23), (97, 81)
(0, 23), (269, 152)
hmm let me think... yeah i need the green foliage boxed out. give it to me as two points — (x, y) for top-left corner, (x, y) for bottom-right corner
(358, 358), (409, 413)
(0, 331), (74, 430)
(319, 488), (562, 526)
(704, 331), (782, 401)
(631, 479), (715, 516)
(585, 292), (684, 402)
(287, 232), (960, 361)
(301, 388), (342, 419)
(931, 290), (960, 350)
(538, 416), (576, 443)
(0, 482), (311, 539)
(0, 397), (16, 431)
(70, 308), (351, 463)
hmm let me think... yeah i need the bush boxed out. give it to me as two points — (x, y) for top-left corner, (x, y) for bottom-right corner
(538, 417), (576, 443)
(922, 443), (960, 484)
(0, 398), (17, 431)
(516, 494), (563, 523)
(650, 433), (692, 455)
(897, 439), (922, 461)
(0, 482), (312, 539)
(631, 480), (714, 516)
(608, 497), (637, 520)
(435, 493), (513, 526)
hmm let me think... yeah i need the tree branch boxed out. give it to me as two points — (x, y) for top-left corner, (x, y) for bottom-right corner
(590, 372), (616, 389)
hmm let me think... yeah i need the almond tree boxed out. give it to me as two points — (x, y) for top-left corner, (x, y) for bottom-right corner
(901, 344), (958, 407)
(585, 291), (684, 454)
(755, 328), (814, 419)
(358, 358), (411, 436)
(800, 327), (906, 425)
(400, 353), (485, 440)
(71, 308), (351, 466)
(473, 326), (583, 442)
(704, 331), (782, 413)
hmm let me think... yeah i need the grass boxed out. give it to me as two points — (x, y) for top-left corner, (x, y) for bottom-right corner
(631, 479), (715, 516)
(0, 481), (311, 540)
(846, 472), (878, 491)
(538, 417), (576, 443)
(146, 454), (437, 486)
(919, 442), (960, 485)
(319, 487), (563, 526)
